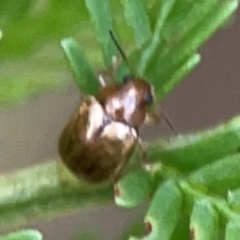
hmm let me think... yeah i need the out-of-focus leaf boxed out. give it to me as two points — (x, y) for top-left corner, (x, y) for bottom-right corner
(119, 219), (145, 240)
(141, 180), (182, 240)
(190, 200), (218, 240)
(61, 38), (99, 95)
(85, 0), (116, 66)
(161, 0), (218, 44)
(225, 219), (240, 240)
(147, 116), (240, 172)
(187, 153), (240, 193)
(145, 0), (238, 99)
(120, 0), (151, 47)
(0, 229), (42, 240)
(0, 73), (66, 106)
(115, 169), (152, 208)
(137, 0), (175, 75)
(160, 53), (200, 97)
(0, 0), (89, 58)
(228, 188), (240, 211)
(0, 0), (32, 23)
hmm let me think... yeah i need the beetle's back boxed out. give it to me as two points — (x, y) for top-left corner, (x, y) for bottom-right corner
(58, 97), (138, 183)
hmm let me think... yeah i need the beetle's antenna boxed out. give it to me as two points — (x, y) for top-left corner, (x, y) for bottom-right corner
(161, 110), (177, 135)
(109, 30), (129, 65)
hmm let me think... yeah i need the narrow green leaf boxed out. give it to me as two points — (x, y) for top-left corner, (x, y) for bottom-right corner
(114, 169), (152, 208)
(190, 200), (218, 240)
(228, 188), (240, 210)
(147, 115), (240, 172)
(120, 0), (151, 47)
(0, 0), (32, 23)
(137, 0), (175, 76)
(146, 0), (238, 98)
(167, 0), (238, 66)
(159, 53), (201, 98)
(120, 220), (145, 240)
(143, 180), (182, 240)
(187, 153), (240, 193)
(180, 181), (240, 228)
(61, 38), (99, 95)
(0, 161), (112, 229)
(148, 0), (168, 30)
(225, 219), (240, 240)
(85, 0), (116, 66)
(161, 0), (218, 44)
(0, 230), (42, 240)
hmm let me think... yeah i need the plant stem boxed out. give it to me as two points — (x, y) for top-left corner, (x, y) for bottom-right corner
(1, 115), (240, 230)
(0, 161), (112, 230)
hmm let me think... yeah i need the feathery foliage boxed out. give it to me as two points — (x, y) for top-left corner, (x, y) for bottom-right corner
(0, 0), (239, 239)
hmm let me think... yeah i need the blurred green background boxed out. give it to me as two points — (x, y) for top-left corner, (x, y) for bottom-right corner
(0, 1), (240, 239)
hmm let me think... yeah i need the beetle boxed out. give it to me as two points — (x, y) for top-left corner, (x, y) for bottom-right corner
(58, 31), (160, 183)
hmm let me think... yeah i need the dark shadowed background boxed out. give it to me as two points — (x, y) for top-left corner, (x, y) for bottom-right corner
(0, 8), (239, 240)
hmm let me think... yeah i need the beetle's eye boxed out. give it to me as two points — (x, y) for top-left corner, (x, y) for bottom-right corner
(122, 74), (134, 84)
(144, 91), (153, 104)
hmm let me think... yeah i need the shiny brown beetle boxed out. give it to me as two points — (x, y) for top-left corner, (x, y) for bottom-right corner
(58, 32), (160, 183)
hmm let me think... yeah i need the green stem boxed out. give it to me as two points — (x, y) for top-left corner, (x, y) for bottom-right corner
(147, 115), (240, 172)
(0, 161), (112, 230)
(1, 115), (240, 230)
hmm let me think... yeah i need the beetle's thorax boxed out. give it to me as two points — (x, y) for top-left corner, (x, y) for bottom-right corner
(95, 78), (153, 128)
(104, 87), (141, 126)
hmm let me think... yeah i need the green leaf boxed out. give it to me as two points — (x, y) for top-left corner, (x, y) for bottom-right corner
(61, 38), (99, 95)
(0, 1), (89, 58)
(114, 169), (152, 208)
(0, 230), (42, 240)
(0, 75), (66, 106)
(142, 180), (182, 240)
(119, 219), (145, 240)
(187, 153), (240, 193)
(75, 232), (95, 240)
(0, 0), (31, 23)
(137, 0), (176, 76)
(161, 0), (218, 44)
(228, 188), (240, 210)
(85, 0), (117, 66)
(160, 53), (201, 98)
(225, 219), (240, 240)
(120, 0), (151, 47)
(190, 200), (219, 240)
(0, 161), (112, 229)
(147, 115), (240, 172)
(145, 0), (238, 98)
